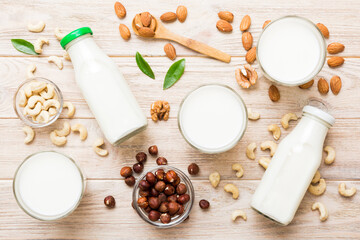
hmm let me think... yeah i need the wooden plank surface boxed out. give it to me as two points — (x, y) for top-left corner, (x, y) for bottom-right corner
(0, 0), (360, 239)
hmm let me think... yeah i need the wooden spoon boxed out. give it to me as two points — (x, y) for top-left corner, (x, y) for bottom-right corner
(132, 17), (231, 63)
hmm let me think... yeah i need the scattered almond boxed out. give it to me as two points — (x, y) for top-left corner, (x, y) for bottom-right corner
(327, 42), (345, 54)
(164, 43), (176, 60)
(316, 23), (329, 38)
(138, 27), (155, 37)
(262, 20), (271, 29)
(118, 24), (131, 40)
(317, 78), (329, 94)
(176, 6), (187, 23)
(269, 85), (280, 102)
(330, 76), (342, 95)
(242, 32), (253, 51)
(218, 11), (234, 23)
(327, 56), (344, 68)
(299, 79), (314, 89)
(160, 12), (177, 22)
(114, 2), (126, 19)
(141, 12), (152, 27)
(245, 47), (256, 64)
(216, 19), (232, 32)
(240, 15), (251, 31)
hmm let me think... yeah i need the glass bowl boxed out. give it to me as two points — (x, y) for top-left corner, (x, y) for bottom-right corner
(132, 166), (195, 228)
(13, 77), (63, 128)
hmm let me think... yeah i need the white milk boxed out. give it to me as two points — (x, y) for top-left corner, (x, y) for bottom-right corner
(257, 16), (326, 86)
(14, 151), (84, 220)
(251, 106), (334, 225)
(178, 85), (247, 153)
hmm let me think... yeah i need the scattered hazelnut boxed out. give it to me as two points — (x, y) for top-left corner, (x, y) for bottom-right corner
(188, 163), (200, 175)
(159, 202), (169, 212)
(158, 193), (167, 203)
(104, 195), (116, 208)
(150, 188), (159, 197)
(155, 181), (166, 192)
(164, 184), (175, 195)
(139, 189), (150, 197)
(148, 196), (161, 209)
(125, 175), (135, 186)
(167, 194), (178, 202)
(156, 157), (168, 165)
(199, 199), (210, 209)
(155, 168), (165, 180)
(139, 180), (151, 190)
(165, 170), (178, 183)
(148, 145), (158, 155)
(168, 201), (180, 215)
(136, 152), (147, 163)
(177, 204), (185, 215)
(146, 172), (156, 185)
(148, 210), (161, 221)
(176, 183), (187, 195)
(160, 213), (171, 224)
(137, 196), (148, 208)
(120, 166), (132, 177)
(133, 162), (144, 173)
(177, 194), (190, 205)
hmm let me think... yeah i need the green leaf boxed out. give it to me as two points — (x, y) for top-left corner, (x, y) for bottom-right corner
(11, 39), (39, 55)
(135, 52), (155, 79)
(163, 59), (185, 89)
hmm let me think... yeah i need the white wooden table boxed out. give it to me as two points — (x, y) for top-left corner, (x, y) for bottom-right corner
(0, 0), (360, 239)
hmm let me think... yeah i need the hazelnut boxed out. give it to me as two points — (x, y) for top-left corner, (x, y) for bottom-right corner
(136, 152), (147, 163)
(104, 196), (116, 208)
(158, 193), (167, 203)
(148, 210), (161, 221)
(144, 206), (152, 213)
(146, 172), (156, 185)
(167, 194), (177, 202)
(137, 196), (148, 208)
(165, 170), (177, 183)
(150, 188), (159, 197)
(156, 157), (168, 165)
(148, 145), (158, 155)
(176, 183), (187, 195)
(188, 163), (200, 175)
(139, 189), (150, 197)
(155, 169), (165, 180)
(172, 176), (180, 186)
(159, 202), (169, 212)
(199, 199), (210, 209)
(120, 166), (132, 177)
(177, 194), (190, 205)
(155, 181), (166, 192)
(168, 201), (180, 215)
(125, 176), (136, 186)
(164, 184), (175, 195)
(139, 180), (151, 190)
(160, 213), (171, 224)
(148, 196), (161, 209)
(133, 163), (144, 174)
(177, 204), (185, 215)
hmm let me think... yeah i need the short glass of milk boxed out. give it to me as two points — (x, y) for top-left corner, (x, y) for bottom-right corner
(257, 16), (326, 86)
(178, 84), (248, 154)
(13, 151), (85, 221)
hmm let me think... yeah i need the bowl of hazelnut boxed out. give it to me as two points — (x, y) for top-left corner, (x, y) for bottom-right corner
(132, 166), (194, 228)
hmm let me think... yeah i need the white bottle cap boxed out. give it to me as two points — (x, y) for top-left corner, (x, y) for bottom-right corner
(303, 105), (335, 126)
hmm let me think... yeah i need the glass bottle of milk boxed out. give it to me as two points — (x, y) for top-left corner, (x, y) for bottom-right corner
(251, 105), (335, 225)
(60, 27), (147, 145)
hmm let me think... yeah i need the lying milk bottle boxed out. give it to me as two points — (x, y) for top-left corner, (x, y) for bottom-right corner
(60, 27), (147, 145)
(251, 105), (335, 225)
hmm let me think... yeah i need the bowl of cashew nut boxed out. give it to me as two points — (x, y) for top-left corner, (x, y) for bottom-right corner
(14, 77), (63, 128)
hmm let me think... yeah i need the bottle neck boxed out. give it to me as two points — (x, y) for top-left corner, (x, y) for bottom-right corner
(66, 34), (104, 65)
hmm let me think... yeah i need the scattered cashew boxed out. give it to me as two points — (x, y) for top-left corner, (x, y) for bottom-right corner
(338, 183), (357, 197)
(247, 108), (260, 120)
(63, 51), (71, 61)
(232, 210), (247, 222)
(54, 27), (66, 41)
(48, 56), (63, 70)
(23, 126), (35, 144)
(312, 170), (321, 184)
(258, 157), (271, 170)
(260, 141), (277, 157)
(34, 37), (49, 54)
(71, 123), (88, 140)
(63, 101), (75, 117)
(27, 95), (45, 108)
(93, 138), (108, 156)
(48, 107), (57, 116)
(27, 64), (36, 79)
(232, 164), (244, 178)
(224, 184), (239, 199)
(36, 110), (50, 123)
(246, 142), (257, 160)
(281, 113), (298, 129)
(40, 84), (55, 99)
(209, 171), (221, 188)
(43, 99), (60, 110)
(50, 131), (67, 146)
(324, 146), (335, 165)
(308, 179), (326, 196)
(18, 90), (27, 107)
(312, 202), (328, 222)
(27, 21), (46, 33)
(54, 121), (71, 137)
(23, 102), (42, 116)
(268, 124), (281, 141)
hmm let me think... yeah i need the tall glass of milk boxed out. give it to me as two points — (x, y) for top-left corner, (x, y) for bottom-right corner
(251, 106), (335, 225)
(178, 84), (248, 153)
(13, 151), (85, 220)
(60, 27), (147, 145)
(257, 16), (326, 86)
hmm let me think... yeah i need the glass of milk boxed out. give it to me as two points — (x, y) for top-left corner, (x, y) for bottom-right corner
(13, 151), (85, 221)
(178, 84), (248, 153)
(257, 16), (326, 86)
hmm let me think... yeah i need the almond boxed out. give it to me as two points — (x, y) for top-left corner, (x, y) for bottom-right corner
(119, 24), (130, 40)
(327, 56), (344, 68)
(114, 2), (126, 19)
(160, 12), (177, 22)
(245, 47), (256, 64)
(149, 17), (157, 31)
(317, 78), (329, 94)
(299, 79), (314, 89)
(330, 76), (342, 95)
(164, 43), (176, 60)
(216, 20), (232, 32)
(262, 20), (271, 29)
(176, 6), (187, 23)
(138, 27), (155, 37)
(242, 32), (253, 51)
(240, 15), (251, 31)
(316, 23), (329, 38)
(218, 11), (234, 23)
(141, 12), (152, 27)
(327, 42), (345, 54)
(269, 85), (280, 102)
(134, 14), (143, 30)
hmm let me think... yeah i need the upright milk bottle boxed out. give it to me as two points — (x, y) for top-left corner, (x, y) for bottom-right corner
(251, 105), (335, 225)
(60, 27), (147, 145)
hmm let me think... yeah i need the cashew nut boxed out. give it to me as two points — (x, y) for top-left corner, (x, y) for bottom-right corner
(268, 124), (281, 141)
(23, 102), (42, 116)
(312, 170), (321, 184)
(63, 51), (71, 61)
(308, 178), (326, 196)
(246, 142), (257, 160)
(40, 84), (55, 99)
(48, 56), (63, 70)
(27, 64), (36, 79)
(25, 81), (47, 97)
(224, 184), (239, 199)
(247, 108), (260, 120)
(232, 164), (244, 178)
(27, 21), (46, 33)
(54, 27), (66, 41)
(338, 183), (357, 197)
(63, 101), (75, 117)
(48, 107), (57, 116)
(23, 126), (35, 144)
(209, 171), (220, 188)
(50, 131), (67, 146)
(43, 99), (60, 110)
(54, 121), (71, 137)
(324, 146), (335, 165)
(27, 95), (45, 108)
(281, 113), (298, 129)
(18, 90), (27, 107)
(34, 37), (49, 54)
(36, 110), (50, 123)
(258, 157), (271, 170)
(71, 123), (88, 140)
(232, 210), (247, 222)
(311, 202), (328, 222)
(93, 138), (108, 156)
(260, 141), (277, 157)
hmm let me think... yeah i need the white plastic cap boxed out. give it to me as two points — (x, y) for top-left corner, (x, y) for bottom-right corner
(303, 105), (335, 126)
